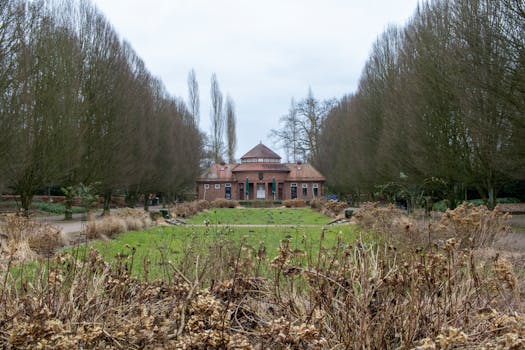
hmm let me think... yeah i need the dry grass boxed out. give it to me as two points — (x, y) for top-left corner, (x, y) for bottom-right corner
(85, 209), (153, 240)
(0, 215), (66, 261)
(0, 204), (523, 348)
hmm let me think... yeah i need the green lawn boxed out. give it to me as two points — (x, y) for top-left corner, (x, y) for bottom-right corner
(186, 207), (332, 225)
(69, 224), (366, 280)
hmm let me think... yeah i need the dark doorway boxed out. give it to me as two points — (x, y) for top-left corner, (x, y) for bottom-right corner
(291, 185), (297, 199)
(225, 186), (231, 199)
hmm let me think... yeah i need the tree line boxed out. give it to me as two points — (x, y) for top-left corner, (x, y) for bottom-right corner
(311, 0), (524, 209)
(0, 0), (203, 215)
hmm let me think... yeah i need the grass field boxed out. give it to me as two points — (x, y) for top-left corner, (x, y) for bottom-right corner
(186, 207), (332, 225)
(68, 224), (365, 280)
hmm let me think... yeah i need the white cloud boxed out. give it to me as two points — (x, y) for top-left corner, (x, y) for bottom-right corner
(91, 0), (420, 158)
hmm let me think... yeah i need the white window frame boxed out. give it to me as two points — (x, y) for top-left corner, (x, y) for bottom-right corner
(291, 183), (297, 187)
(204, 184), (210, 189)
(312, 183), (319, 188)
(214, 184), (221, 189)
(225, 183), (231, 187)
(302, 183), (308, 188)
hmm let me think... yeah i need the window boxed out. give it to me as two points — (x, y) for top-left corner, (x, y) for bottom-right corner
(302, 183), (308, 188)
(204, 184), (210, 189)
(313, 184), (319, 197)
(225, 183), (231, 187)
(291, 183), (297, 199)
(214, 184), (221, 189)
(302, 185), (307, 197)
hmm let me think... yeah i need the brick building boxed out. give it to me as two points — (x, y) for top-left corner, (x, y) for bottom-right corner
(196, 143), (325, 201)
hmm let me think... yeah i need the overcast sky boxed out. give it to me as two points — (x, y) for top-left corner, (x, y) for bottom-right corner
(91, 0), (420, 160)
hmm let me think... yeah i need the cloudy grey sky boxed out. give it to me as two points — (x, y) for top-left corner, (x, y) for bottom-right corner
(91, 0), (420, 159)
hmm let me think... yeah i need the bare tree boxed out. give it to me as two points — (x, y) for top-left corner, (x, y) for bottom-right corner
(225, 95), (237, 164)
(271, 91), (335, 164)
(270, 98), (300, 162)
(210, 73), (224, 163)
(295, 88), (337, 164)
(187, 68), (200, 127)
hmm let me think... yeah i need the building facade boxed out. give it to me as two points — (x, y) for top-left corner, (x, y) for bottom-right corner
(196, 143), (325, 201)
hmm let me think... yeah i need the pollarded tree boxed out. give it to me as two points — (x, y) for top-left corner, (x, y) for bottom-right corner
(5, 1), (85, 213)
(0, 0), (22, 191)
(451, 0), (524, 207)
(77, 1), (151, 214)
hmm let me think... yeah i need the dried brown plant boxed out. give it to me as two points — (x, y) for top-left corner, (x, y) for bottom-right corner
(0, 202), (523, 349)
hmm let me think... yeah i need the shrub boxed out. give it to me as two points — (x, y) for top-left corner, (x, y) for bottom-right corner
(353, 202), (510, 250)
(210, 198), (238, 208)
(309, 197), (325, 210)
(434, 203), (510, 248)
(195, 200), (210, 212)
(283, 199), (307, 208)
(239, 200), (282, 208)
(173, 202), (198, 218)
(433, 198), (521, 212)
(173, 200), (211, 218)
(36, 202), (85, 215)
(320, 200), (347, 217)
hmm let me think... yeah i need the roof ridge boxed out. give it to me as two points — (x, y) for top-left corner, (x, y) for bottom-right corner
(240, 143), (281, 159)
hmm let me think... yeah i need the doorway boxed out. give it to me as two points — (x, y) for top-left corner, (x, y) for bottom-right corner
(256, 183), (265, 199)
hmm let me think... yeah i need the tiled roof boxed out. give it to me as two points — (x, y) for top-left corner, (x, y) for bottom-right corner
(197, 162), (325, 182)
(196, 163), (235, 182)
(241, 143), (281, 160)
(232, 163), (290, 172)
(286, 163), (325, 181)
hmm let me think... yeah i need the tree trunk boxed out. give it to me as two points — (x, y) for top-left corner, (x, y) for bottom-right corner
(487, 183), (497, 210)
(102, 189), (112, 216)
(143, 192), (150, 212)
(125, 188), (140, 208)
(445, 188), (457, 209)
(64, 192), (74, 220)
(19, 191), (33, 217)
